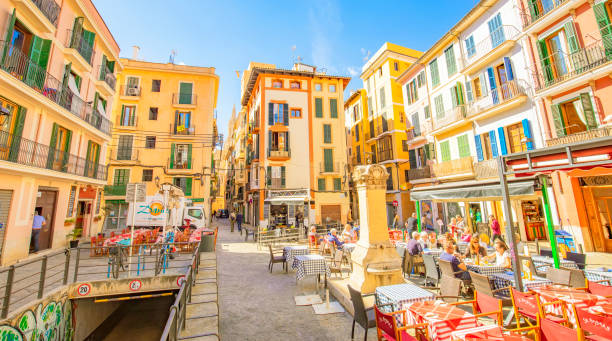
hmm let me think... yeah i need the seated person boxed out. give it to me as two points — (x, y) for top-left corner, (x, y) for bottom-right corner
(464, 233), (488, 259)
(406, 231), (423, 256)
(327, 228), (344, 249)
(439, 241), (470, 280)
(419, 231), (428, 250)
(443, 233), (459, 253)
(486, 240), (511, 268)
(426, 232), (438, 249)
(341, 224), (355, 242)
(308, 226), (318, 246)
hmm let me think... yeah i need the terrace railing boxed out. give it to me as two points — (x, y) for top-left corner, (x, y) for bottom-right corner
(31, 0), (60, 26)
(466, 80), (527, 117)
(66, 29), (93, 65)
(464, 25), (520, 66)
(98, 64), (116, 90)
(519, 0), (569, 28)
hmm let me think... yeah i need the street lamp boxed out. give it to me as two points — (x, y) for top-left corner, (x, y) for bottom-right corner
(154, 176), (160, 187)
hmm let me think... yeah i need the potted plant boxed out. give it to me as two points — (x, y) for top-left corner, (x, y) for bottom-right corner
(66, 227), (82, 248)
(93, 215), (102, 222)
(64, 218), (75, 226)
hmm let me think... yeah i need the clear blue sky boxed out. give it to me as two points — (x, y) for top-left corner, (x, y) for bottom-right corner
(94, 0), (479, 141)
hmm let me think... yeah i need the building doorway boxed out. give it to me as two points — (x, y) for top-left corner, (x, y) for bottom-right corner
(32, 189), (57, 253)
(75, 201), (92, 237)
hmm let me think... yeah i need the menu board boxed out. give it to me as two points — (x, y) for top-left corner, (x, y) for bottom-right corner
(67, 186), (76, 217)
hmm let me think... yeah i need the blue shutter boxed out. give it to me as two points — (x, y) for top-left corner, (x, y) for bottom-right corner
(487, 67), (498, 104)
(474, 135), (484, 161)
(498, 127), (508, 155)
(522, 119), (534, 150)
(489, 131), (498, 158)
(503, 57), (514, 81)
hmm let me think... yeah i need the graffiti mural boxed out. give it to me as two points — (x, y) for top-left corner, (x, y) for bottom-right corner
(0, 296), (72, 341)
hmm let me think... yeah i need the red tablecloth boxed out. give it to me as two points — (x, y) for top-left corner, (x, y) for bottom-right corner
(407, 301), (478, 341)
(103, 229), (148, 246)
(532, 285), (610, 325)
(189, 227), (214, 242)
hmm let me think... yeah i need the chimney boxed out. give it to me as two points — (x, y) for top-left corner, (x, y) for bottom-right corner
(132, 46), (140, 60)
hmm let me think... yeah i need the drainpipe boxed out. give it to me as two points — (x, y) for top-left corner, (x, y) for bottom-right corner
(416, 200), (421, 233)
(540, 175), (560, 269)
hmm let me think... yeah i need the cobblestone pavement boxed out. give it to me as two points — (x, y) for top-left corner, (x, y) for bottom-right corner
(215, 219), (358, 341)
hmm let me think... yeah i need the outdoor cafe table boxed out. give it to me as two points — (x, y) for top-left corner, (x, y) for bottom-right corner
(464, 260), (507, 276)
(584, 269), (612, 283)
(490, 272), (552, 297)
(292, 254), (330, 281)
(406, 300), (479, 341)
(375, 283), (435, 315)
(283, 245), (309, 266)
(531, 255), (577, 272)
(532, 285), (610, 325)
(103, 229), (148, 246)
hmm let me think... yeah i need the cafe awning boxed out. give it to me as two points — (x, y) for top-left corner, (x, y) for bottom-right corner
(265, 196), (308, 205)
(410, 179), (536, 201)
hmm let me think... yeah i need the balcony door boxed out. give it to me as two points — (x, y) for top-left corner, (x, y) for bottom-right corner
(0, 98), (17, 157)
(49, 124), (71, 171)
(175, 111), (191, 134)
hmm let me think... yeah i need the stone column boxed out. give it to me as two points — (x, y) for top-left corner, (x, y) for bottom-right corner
(349, 165), (404, 294)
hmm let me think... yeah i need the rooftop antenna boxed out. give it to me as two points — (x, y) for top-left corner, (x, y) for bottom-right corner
(169, 50), (176, 64)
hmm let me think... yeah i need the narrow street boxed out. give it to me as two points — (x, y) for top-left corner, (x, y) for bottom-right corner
(215, 219), (357, 341)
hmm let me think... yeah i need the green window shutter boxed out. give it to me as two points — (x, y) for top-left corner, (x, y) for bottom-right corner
(456, 82), (465, 105)
(100, 54), (107, 79)
(283, 104), (289, 125)
(594, 3), (612, 57)
(26, 36), (51, 89)
(563, 21), (579, 53)
(187, 144), (192, 169)
(185, 178), (192, 196)
(435, 95), (444, 118)
(527, 0), (540, 20)
(315, 98), (323, 118)
(108, 60), (115, 73)
(83, 29), (95, 46)
(457, 134), (470, 158)
(281, 166), (286, 187)
(93, 92), (99, 114)
(440, 141), (451, 162)
(330, 98), (338, 118)
(62, 63), (71, 88)
(267, 166), (271, 185)
(61, 129), (71, 170)
(324, 149), (333, 172)
(450, 87), (458, 108)
(85, 141), (92, 175)
(318, 178), (326, 191)
(580, 93), (598, 130)
(120, 105), (125, 125)
(323, 124), (331, 143)
(268, 103), (274, 125)
(445, 46), (457, 76)
(93, 143), (100, 177)
(465, 82), (474, 102)
(551, 104), (565, 137)
(8, 106), (26, 162)
(413, 80), (418, 101)
(47, 123), (59, 169)
(170, 143), (175, 169)
(1, 9), (16, 64)
(333, 178), (341, 191)
(179, 83), (193, 104)
(537, 40), (553, 84)
(430, 59), (440, 87)
(424, 105), (430, 119)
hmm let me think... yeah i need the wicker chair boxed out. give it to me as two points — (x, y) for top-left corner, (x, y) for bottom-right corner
(348, 284), (376, 341)
(547, 267), (571, 286)
(423, 254), (440, 287)
(435, 275), (463, 303)
(329, 250), (345, 278)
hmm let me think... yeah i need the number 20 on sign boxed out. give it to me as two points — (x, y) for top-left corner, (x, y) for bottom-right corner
(129, 279), (142, 291)
(77, 283), (91, 296)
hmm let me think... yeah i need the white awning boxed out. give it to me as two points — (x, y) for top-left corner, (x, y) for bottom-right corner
(265, 196), (308, 205)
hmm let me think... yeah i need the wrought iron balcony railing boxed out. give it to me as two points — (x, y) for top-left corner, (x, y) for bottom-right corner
(0, 129), (106, 180)
(172, 93), (197, 106)
(113, 149), (139, 161)
(98, 64), (116, 90)
(378, 149), (393, 162)
(519, 0), (569, 28)
(464, 25), (519, 66)
(406, 165), (432, 181)
(267, 149), (290, 158)
(31, 0), (60, 26)
(171, 124), (195, 135)
(433, 105), (468, 130)
(66, 29), (93, 64)
(320, 162), (341, 173)
(0, 41), (111, 135)
(466, 80), (527, 116)
(120, 85), (141, 97)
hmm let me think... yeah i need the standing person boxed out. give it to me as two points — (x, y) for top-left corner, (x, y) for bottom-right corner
(236, 211), (243, 233)
(406, 212), (418, 235)
(31, 210), (46, 252)
(212, 210), (216, 220)
(392, 211), (400, 230)
(229, 210), (236, 232)
(489, 214), (503, 243)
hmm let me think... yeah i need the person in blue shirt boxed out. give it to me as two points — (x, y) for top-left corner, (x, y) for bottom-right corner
(439, 241), (470, 280)
(31, 210), (46, 252)
(328, 228), (344, 249)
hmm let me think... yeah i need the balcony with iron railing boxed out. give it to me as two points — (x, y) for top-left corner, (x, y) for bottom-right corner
(532, 38), (612, 93)
(320, 162), (341, 174)
(0, 41), (111, 135)
(0, 129), (107, 181)
(167, 157), (191, 170)
(98, 64), (116, 91)
(432, 105), (468, 132)
(172, 93), (197, 107)
(112, 148), (139, 162)
(431, 156), (475, 179)
(120, 85), (141, 97)
(463, 26), (520, 75)
(519, 0), (570, 29)
(65, 29), (93, 67)
(474, 159), (499, 179)
(406, 165), (433, 181)
(266, 178), (285, 189)
(546, 126), (612, 146)
(250, 177), (260, 190)
(466, 80), (528, 120)
(267, 148), (290, 159)
(378, 149), (393, 162)
(13, 0), (60, 34)
(370, 119), (392, 139)
(170, 124), (195, 136)
(406, 120), (433, 143)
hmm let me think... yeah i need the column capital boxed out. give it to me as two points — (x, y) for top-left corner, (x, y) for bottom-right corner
(352, 165), (388, 189)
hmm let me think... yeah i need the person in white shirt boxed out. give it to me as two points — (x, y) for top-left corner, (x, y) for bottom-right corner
(486, 240), (511, 268)
(418, 231), (428, 249)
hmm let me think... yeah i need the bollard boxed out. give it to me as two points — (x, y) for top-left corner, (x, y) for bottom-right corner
(2, 266), (14, 318)
(38, 256), (48, 299)
(73, 246), (81, 282)
(63, 249), (70, 285)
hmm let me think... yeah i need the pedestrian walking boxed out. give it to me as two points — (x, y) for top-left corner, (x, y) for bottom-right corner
(489, 214), (503, 243)
(31, 210), (46, 252)
(230, 211), (236, 232)
(236, 212), (243, 233)
(392, 212), (400, 230)
(406, 212), (418, 235)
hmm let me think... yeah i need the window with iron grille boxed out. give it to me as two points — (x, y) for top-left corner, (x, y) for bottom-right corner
(145, 136), (156, 149)
(113, 169), (129, 185)
(117, 135), (133, 160)
(142, 169), (153, 182)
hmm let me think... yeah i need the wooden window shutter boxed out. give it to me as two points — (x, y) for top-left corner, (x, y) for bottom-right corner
(281, 166), (286, 187)
(8, 106), (26, 162)
(563, 21), (580, 53)
(594, 3), (612, 57)
(46, 123), (59, 169)
(268, 103), (274, 125)
(489, 131), (499, 158)
(318, 178), (325, 191)
(285, 132), (290, 151)
(474, 135), (484, 161)
(551, 104), (566, 137)
(1, 9), (16, 64)
(187, 144), (192, 169)
(497, 127), (508, 155)
(521, 119), (534, 150)
(170, 143), (175, 169)
(457, 135), (470, 158)
(267, 166), (271, 185)
(503, 57), (514, 81)
(315, 98), (323, 118)
(323, 125), (331, 143)
(580, 93), (598, 130)
(440, 141), (450, 162)
(537, 40), (553, 84)
(333, 178), (341, 191)
(185, 178), (192, 196)
(465, 82), (474, 103)
(62, 129), (72, 170)
(330, 99), (338, 118)
(324, 149), (333, 172)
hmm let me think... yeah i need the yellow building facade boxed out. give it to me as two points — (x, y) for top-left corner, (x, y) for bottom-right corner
(358, 43), (422, 226)
(104, 58), (219, 229)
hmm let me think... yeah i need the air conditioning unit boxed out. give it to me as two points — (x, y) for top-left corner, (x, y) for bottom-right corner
(127, 87), (139, 96)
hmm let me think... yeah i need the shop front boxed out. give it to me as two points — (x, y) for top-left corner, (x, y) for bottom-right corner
(263, 189), (309, 229)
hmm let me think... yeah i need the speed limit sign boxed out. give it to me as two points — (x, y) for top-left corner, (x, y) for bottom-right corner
(392, 200), (399, 207)
(77, 283), (91, 296)
(129, 280), (142, 291)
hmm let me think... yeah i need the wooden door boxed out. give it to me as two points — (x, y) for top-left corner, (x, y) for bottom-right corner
(320, 205), (341, 224)
(35, 190), (56, 251)
(582, 187), (606, 252)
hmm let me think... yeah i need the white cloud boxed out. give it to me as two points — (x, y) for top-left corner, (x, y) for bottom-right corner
(347, 66), (358, 77)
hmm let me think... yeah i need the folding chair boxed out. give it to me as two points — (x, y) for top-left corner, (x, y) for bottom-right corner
(574, 305), (612, 341)
(540, 317), (579, 341)
(374, 304), (429, 341)
(587, 279), (612, 297)
(423, 254), (440, 287)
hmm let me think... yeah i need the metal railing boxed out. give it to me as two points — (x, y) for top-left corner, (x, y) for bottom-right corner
(532, 38), (612, 91)
(170, 124), (195, 135)
(464, 26), (519, 66)
(433, 105), (467, 130)
(65, 29), (93, 65)
(267, 149), (290, 158)
(406, 165), (432, 181)
(370, 118), (393, 138)
(120, 85), (141, 97)
(320, 162), (341, 173)
(167, 157), (191, 170)
(0, 129), (107, 180)
(0, 41), (112, 135)
(378, 149), (393, 162)
(118, 115), (137, 127)
(466, 80), (527, 116)
(30, 0), (60, 26)
(519, 0), (569, 28)
(98, 64), (116, 90)
(114, 149), (139, 161)
(172, 93), (197, 106)
(546, 126), (612, 146)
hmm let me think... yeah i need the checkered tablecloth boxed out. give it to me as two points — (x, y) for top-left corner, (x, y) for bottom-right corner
(424, 249), (443, 258)
(283, 246), (309, 267)
(292, 254), (330, 281)
(406, 301), (479, 341)
(585, 270), (612, 284)
(531, 256), (577, 272)
(490, 272), (552, 297)
(375, 283), (435, 315)
(343, 243), (357, 254)
(465, 263), (507, 276)
(532, 285), (609, 326)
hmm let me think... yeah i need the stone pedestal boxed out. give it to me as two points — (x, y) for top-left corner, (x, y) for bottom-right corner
(349, 165), (404, 294)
